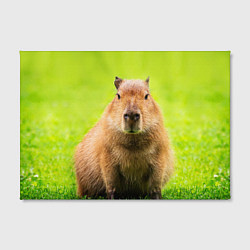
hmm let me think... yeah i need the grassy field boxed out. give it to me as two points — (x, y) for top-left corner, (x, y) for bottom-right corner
(20, 51), (230, 200)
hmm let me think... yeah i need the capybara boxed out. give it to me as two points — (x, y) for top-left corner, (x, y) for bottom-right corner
(74, 77), (174, 199)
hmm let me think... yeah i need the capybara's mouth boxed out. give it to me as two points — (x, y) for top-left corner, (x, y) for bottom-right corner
(124, 129), (141, 134)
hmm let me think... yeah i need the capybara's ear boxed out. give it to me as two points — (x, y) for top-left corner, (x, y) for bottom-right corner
(145, 76), (150, 87)
(114, 76), (123, 89)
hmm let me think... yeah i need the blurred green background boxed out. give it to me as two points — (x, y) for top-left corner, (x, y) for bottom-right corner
(20, 51), (230, 199)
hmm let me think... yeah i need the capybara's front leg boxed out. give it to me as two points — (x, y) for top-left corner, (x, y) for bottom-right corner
(105, 176), (118, 199)
(100, 151), (120, 199)
(148, 164), (163, 199)
(101, 169), (117, 199)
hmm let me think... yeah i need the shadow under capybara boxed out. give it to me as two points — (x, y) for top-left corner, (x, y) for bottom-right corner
(74, 77), (174, 199)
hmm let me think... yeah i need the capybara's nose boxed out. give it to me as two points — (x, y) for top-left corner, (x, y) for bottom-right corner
(124, 112), (140, 121)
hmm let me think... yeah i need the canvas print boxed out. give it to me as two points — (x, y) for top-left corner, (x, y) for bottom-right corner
(20, 51), (230, 200)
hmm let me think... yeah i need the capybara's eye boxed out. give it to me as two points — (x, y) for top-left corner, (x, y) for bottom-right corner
(145, 94), (149, 100)
(117, 94), (121, 100)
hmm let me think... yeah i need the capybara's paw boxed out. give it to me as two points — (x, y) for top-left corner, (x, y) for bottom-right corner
(150, 188), (162, 199)
(107, 188), (116, 200)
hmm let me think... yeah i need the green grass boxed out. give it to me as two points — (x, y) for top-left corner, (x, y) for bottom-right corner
(20, 51), (230, 200)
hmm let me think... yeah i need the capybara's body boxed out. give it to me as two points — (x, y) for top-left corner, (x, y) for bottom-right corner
(75, 77), (174, 199)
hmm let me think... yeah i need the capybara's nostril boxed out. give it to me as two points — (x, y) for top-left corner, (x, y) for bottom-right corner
(124, 112), (140, 121)
(134, 113), (140, 121)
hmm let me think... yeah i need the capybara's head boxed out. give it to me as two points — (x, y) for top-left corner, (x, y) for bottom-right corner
(108, 77), (161, 134)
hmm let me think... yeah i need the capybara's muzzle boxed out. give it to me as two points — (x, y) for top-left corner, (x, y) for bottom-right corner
(123, 110), (141, 133)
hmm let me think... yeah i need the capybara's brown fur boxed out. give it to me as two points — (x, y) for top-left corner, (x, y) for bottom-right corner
(74, 77), (174, 199)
